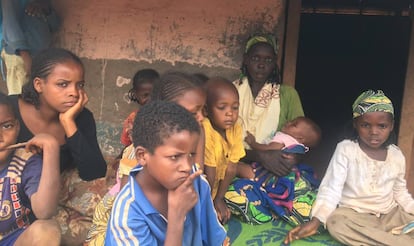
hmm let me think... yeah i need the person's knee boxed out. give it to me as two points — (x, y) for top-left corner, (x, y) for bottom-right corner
(326, 213), (346, 236)
(28, 219), (61, 245)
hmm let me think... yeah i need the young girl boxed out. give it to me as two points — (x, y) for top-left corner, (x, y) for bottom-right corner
(85, 71), (207, 245)
(120, 68), (159, 147)
(0, 92), (61, 245)
(285, 90), (414, 245)
(203, 77), (245, 224)
(151, 71), (207, 169)
(10, 48), (107, 244)
(13, 47), (106, 180)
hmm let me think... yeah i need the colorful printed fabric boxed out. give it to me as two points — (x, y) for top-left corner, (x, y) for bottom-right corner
(120, 110), (138, 146)
(85, 147), (137, 245)
(234, 78), (281, 148)
(0, 148), (39, 243)
(224, 164), (321, 230)
(352, 90), (394, 118)
(245, 34), (278, 55)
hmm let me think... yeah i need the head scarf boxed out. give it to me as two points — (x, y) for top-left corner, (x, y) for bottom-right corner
(352, 90), (394, 119)
(245, 34), (278, 55)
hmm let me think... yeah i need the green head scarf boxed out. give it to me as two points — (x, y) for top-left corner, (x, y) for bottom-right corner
(245, 34), (278, 55)
(352, 90), (394, 119)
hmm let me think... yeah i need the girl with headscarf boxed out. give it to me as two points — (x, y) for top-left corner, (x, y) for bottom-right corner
(284, 90), (414, 245)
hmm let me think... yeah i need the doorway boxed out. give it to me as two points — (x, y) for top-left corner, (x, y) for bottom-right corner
(295, 13), (411, 176)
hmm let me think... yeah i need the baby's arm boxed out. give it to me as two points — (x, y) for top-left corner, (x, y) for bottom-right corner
(28, 134), (60, 219)
(165, 170), (202, 246)
(245, 131), (284, 151)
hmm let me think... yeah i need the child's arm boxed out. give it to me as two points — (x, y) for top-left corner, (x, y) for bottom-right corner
(27, 134), (60, 219)
(284, 217), (321, 244)
(245, 131), (284, 151)
(204, 165), (217, 194)
(165, 170), (202, 246)
(214, 162), (237, 224)
(195, 126), (206, 171)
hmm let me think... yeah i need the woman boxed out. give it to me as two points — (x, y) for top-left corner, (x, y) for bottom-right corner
(234, 34), (304, 150)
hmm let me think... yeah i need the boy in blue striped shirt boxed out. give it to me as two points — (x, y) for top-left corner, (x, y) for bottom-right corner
(105, 101), (228, 246)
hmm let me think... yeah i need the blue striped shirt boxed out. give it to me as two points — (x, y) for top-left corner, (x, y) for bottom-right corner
(105, 165), (227, 246)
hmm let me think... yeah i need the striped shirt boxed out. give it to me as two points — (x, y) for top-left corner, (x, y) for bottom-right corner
(105, 165), (227, 245)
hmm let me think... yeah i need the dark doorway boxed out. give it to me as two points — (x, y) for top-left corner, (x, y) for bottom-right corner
(295, 13), (411, 177)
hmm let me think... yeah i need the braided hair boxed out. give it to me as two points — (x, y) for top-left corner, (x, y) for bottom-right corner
(128, 69), (159, 103)
(151, 71), (200, 102)
(21, 48), (84, 109)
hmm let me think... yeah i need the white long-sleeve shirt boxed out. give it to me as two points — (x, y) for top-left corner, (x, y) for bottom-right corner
(311, 140), (414, 224)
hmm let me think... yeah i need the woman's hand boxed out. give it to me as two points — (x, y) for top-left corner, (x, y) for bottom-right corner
(256, 150), (296, 177)
(284, 218), (321, 244)
(59, 89), (89, 137)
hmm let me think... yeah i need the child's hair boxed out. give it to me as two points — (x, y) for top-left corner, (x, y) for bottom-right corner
(0, 92), (15, 116)
(151, 71), (201, 102)
(204, 77), (238, 106)
(192, 73), (209, 87)
(296, 116), (322, 147)
(21, 48), (84, 108)
(128, 68), (159, 102)
(132, 100), (200, 154)
(240, 33), (280, 85)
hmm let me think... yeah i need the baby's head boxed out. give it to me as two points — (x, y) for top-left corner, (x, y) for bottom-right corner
(204, 77), (239, 131)
(128, 68), (159, 106)
(281, 116), (321, 148)
(152, 71), (206, 124)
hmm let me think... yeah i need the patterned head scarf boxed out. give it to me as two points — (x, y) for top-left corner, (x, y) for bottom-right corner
(245, 34), (278, 55)
(352, 90), (394, 119)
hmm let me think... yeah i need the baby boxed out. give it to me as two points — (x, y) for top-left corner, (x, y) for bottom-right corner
(245, 116), (321, 154)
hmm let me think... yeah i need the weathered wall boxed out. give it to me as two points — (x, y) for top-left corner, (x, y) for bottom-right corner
(50, 0), (285, 156)
(399, 16), (414, 194)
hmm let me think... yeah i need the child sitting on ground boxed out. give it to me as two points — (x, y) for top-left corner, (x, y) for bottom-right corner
(105, 101), (228, 245)
(244, 116), (321, 152)
(85, 71), (207, 245)
(203, 77), (246, 224)
(0, 93), (61, 245)
(285, 90), (414, 245)
(120, 68), (159, 147)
